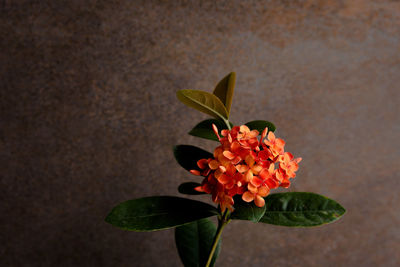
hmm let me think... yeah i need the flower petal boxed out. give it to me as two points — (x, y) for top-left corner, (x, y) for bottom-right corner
(266, 178), (278, 189)
(248, 183), (258, 193)
(235, 164), (249, 173)
(228, 133), (233, 143)
(250, 176), (263, 187)
(254, 195), (265, 207)
(190, 170), (201, 176)
(258, 186), (270, 197)
(245, 154), (255, 167)
(237, 186), (245, 194)
(251, 164), (263, 175)
(194, 186), (204, 192)
(276, 138), (286, 148)
(258, 149), (271, 161)
(280, 179), (291, 188)
(261, 127), (268, 140)
(259, 168), (271, 180)
(214, 169), (223, 179)
(268, 163), (275, 173)
(234, 172), (244, 182)
(275, 169), (285, 182)
(197, 159), (208, 169)
(230, 141), (241, 152)
(208, 160), (220, 170)
(240, 125), (250, 133)
(226, 164), (237, 175)
(223, 150), (236, 160)
(249, 130), (259, 138)
(248, 138), (259, 147)
(242, 191), (254, 202)
(267, 131), (276, 142)
(218, 174), (230, 184)
(245, 170), (253, 182)
(232, 156), (242, 165)
(225, 181), (234, 189)
(214, 147), (223, 158)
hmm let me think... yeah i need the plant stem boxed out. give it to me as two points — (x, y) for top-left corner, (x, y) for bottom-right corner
(204, 210), (230, 267)
(224, 119), (231, 130)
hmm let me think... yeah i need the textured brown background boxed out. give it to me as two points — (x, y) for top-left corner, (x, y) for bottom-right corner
(1, 0), (399, 266)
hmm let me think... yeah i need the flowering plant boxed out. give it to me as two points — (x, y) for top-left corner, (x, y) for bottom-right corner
(105, 73), (345, 267)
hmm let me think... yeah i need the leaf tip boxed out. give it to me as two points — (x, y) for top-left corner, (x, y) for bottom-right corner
(104, 211), (114, 225)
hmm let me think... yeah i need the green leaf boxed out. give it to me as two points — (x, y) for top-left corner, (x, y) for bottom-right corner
(212, 72), (236, 115)
(105, 196), (219, 232)
(173, 145), (213, 172)
(245, 120), (276, 133)
(230, 195), (266, 222)
(189, 119), (233, 141)
(175, 218), (221, 267)
(259, 192), (346, 227)
(177, 90), (229, 120)
(178, 182), (205, 195)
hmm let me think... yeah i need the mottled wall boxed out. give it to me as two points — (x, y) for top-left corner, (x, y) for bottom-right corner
(1, 0), (399, 266)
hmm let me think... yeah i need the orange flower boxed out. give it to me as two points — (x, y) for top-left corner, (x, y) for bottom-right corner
(250, 164), (279, 190)
(235, 154), (263, 182)
(242, 184), (269, 207)
(264, 131), (285, 157)
(213, 147), (231, 167)
(236, 125), (259, 150)
(195, 175), (234, 212)
(215, 189), (235, 212)
(275, 168), (291, 188)
(190, 158), (212, 177)
(193, 124), (301, 210)
(217, 164), (246, 196)
(222, 141), (251, 165)
(278, 152), (302, 179)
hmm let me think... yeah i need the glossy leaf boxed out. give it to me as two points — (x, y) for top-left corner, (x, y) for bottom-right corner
(189, 119), (233, 141)
(175, 218), (221, 267)
(212, 72), (236, 115)
(260, 192), (346, 227)
(178, 182), (205, 195)
(230, 195), (266, 222)
(105, 196), (219, 231)
(173, 145), (213, 172)
(177, 90), (229, 120)
(245, 120), (276, 133)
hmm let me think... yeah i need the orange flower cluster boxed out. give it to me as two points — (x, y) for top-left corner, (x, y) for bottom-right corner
(191, 124), (302, 212)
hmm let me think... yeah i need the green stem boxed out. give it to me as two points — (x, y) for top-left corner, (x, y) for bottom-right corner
(204, 210), (230, 267)
(223, 119), (231, 130)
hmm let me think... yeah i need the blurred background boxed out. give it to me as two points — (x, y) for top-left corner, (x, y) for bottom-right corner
(1, 0), (399, 266)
